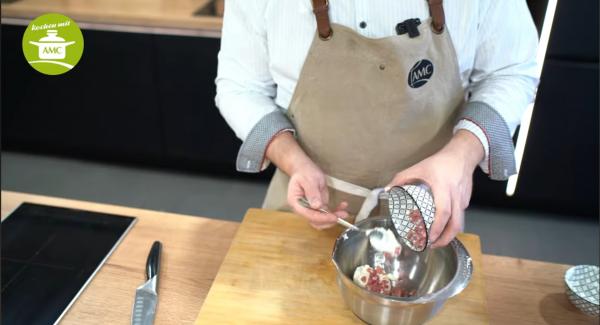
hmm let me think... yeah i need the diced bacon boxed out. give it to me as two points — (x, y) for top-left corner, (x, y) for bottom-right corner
(403, 209), (429, 250)
(410, 210), (421, 222)
(356, 265), (417, 298)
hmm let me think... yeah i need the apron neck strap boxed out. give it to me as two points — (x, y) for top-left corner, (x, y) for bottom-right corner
(427, 0), (445, 33)
(311, 0), (333, 40)
(311, 1), (445, 38)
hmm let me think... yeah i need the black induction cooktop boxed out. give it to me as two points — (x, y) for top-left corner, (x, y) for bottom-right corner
(1, 202), (136, 325)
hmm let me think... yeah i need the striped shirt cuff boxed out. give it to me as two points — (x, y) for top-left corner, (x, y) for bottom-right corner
(457, 101), (517, 180)
(236, 110), (295, 173)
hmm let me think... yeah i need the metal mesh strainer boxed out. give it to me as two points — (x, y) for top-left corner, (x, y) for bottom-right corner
(387, 184), (435, 252)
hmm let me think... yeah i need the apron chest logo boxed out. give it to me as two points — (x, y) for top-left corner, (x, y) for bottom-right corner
(408, 59), (434, 88)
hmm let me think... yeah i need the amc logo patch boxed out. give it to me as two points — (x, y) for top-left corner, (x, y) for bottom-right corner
(408, 59), (434, 88)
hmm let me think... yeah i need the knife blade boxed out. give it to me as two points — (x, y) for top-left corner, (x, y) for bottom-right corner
(132, 241), (162, 325)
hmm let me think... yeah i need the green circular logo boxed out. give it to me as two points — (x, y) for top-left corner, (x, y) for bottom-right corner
(22, 13), (84, 75)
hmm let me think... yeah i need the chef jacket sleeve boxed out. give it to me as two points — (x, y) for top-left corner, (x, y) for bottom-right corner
(455, 0), (539, 180)
(215, 0), (295, 173)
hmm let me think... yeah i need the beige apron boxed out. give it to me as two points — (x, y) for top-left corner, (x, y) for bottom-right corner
(263, 0), (464, 218)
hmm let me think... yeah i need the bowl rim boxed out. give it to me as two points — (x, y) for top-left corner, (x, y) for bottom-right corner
(564, 265), (599, 306)
(331, 217), (473, 305)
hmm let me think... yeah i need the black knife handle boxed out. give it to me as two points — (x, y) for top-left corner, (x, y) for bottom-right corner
(146, 241), (162, 283)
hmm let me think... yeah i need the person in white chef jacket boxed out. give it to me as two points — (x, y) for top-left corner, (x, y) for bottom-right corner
(215, 0), (539, 248)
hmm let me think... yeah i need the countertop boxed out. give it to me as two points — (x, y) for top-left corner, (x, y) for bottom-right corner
(1, 191), (596, 324)
(1, 191), (237, 324)
(1, 0), (222, 37)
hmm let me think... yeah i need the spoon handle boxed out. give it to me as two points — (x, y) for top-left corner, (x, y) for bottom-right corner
(336, 218), (360, 230)
(297, 197), (359, 230)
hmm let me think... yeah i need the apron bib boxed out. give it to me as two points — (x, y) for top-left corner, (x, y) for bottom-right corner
(263, 0), (464, 217)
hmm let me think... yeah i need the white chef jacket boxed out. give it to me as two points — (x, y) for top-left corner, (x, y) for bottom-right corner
(215, 0), (539, 174)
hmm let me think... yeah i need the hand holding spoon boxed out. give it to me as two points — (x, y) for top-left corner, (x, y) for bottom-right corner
(296, 198), (389, 247)
(297, 198), (401, 275)
(297, 197), (358, 230)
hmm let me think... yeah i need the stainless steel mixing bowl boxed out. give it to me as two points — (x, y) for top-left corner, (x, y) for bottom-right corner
(332, 217), (473, 325)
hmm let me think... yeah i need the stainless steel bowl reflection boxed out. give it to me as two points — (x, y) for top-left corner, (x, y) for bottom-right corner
(332, 217), (473, 325)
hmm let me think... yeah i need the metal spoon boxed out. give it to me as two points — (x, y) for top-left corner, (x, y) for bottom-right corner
(297, 197), (359, 230)
(296, 197), (387, 243)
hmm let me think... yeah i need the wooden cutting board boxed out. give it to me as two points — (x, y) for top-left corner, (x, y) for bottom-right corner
(195, 209), (489, 324)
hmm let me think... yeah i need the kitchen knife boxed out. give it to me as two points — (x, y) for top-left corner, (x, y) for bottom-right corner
(131, 241), (162, 325)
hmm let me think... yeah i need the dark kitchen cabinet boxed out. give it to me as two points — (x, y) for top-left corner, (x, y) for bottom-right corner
(2, 28), (164, 162)
(153, 36), (241, 170)
(470, 60), (599, 216)
(470, 0), (599, 216)
(544, 0), (599, 62)
(1, 26), (242, 173)
(1, 0), (598, 216)
(519, 60), (598, 211)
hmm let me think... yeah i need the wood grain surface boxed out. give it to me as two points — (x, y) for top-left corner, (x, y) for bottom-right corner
(195, 208), (489, 324)
(3, 191), (595, 324)
(1, 0), (222, 32)
(1, 191), (238, 325)
(483, 255), (598, 325)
